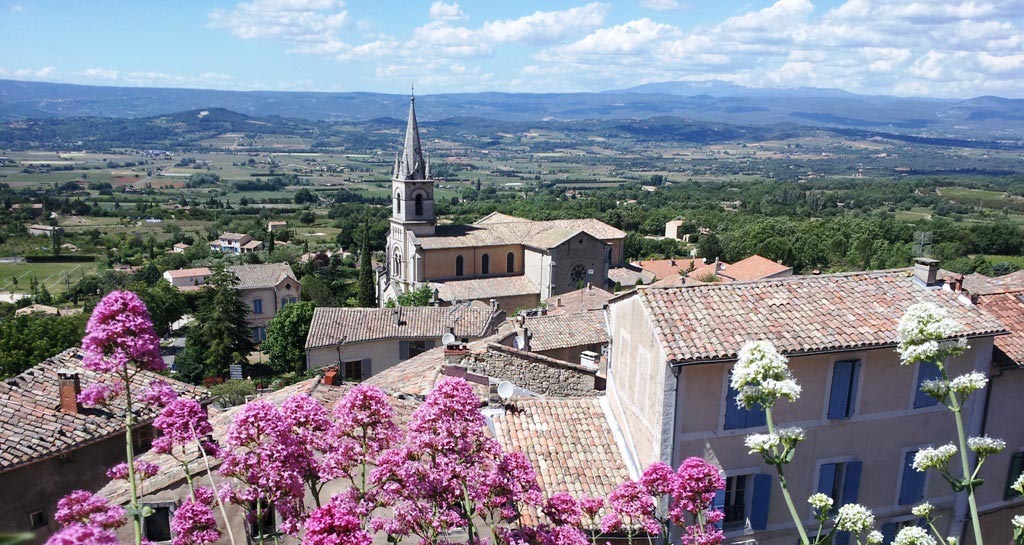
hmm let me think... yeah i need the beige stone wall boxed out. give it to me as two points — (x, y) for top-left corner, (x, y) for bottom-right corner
(524, 249), (548, 296)
(421, 245), (524, 281)
(236, 279), (300, 328)
(971, 365), (1024, 537)
(455, 344), (601, 397)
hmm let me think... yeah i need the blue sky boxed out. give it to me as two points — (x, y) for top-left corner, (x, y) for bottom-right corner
(1, 0), (1022, 97)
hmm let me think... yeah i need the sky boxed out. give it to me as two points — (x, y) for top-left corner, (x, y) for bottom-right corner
(1, 0), (1023, 98)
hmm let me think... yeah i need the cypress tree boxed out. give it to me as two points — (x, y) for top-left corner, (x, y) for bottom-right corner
(357, 224), (377, 307)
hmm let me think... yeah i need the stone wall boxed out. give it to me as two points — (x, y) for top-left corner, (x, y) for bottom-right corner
(451, 343), (601, 397)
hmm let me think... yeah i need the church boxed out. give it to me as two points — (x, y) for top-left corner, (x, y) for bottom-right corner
(381, 95), (627, 311)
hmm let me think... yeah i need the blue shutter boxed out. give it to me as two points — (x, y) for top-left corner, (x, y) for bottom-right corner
(848, 362), (860, 416)
(746, 404), (767, 428)
(712, 490), (726, 530)
(399, 341), (410, 360)
(914, 362), (942, 408)
(724, 385), (746, 430)
(828, 361), (855, 419)
(899, 451), (926, 504)
(841, 461), (862, 506)
(834, 532), (851, 545)
(818, 463), (838, 498)
(880, 523), (899, 544)
(749, 474), (772, 530)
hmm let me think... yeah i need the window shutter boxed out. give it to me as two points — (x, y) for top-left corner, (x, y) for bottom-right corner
(818, 463), (837, 498)
(746, 404), (767, 428)
(1005, 451), (1024, 500)
(841, 461), (862, 506)
(914, 362), (942, 408)
(880, 523), (899, 545)
(712, 490), (726, 530)
(724, 385), (745, 430)
(359, 359), (370, 381)
(834, 532), (851, 545)
(749, 474), (772, 530)
(899, 451), (926, 505)
(399, 341), (410, 360)
(828, 361), (855, 419)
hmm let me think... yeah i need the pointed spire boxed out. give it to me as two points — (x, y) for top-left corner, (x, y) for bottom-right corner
(396, 93), (427, 181)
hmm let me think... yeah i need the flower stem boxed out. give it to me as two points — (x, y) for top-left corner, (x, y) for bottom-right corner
(766, 407), (811, 545)
(194, 425), (238, 545)
(948, 393), (984, 545)
(123, 372), (142, 545)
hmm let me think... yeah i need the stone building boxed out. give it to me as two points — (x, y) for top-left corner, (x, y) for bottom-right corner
(227, 263), (300, 343)
(381, 96), (626, 311)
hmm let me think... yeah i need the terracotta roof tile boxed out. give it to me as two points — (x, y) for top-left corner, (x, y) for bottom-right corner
(544, 287), (616, 314)
(524, 311), (609, 352)
(975, 290), (1024, 366)
(637, 269), (1007, 365)
(433, 276), (539, 301)
(416, 213), (625, 250)
(305, 306), (502, 349)
(719, 254), (792, 281)
(631, 259), (704, 281)
(227, 263), (297, 290)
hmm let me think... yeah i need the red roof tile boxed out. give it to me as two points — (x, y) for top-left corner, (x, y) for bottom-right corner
(975, 290), (1024, 366)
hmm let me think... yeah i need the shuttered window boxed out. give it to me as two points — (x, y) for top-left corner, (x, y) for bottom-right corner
(724, 377), (767, 430)
(749, 474), (772, 531)
(899, 450), (926, 505)
(817, 460), (862, 509)
(914, 362), (943, 408)
(827, 360), (860, 419)
(1005, 451), (1024, 500)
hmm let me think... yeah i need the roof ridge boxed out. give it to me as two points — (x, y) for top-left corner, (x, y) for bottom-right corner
(640, 268), (910, 293)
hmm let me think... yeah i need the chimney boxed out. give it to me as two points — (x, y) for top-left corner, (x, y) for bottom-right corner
(393, 307), (401, 325)
(443, 343), (470, 367)
(517, 327), (531, 351)
(555, 297), (562, 309)
(58, 369), (81, 414)
(580, 351), (599, 371)
(913, 258), (940, 288)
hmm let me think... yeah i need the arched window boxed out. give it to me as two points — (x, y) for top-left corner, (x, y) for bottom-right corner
(455, 255), (464, 277)
(415, 194), (424, 216)
(394, 192), (401, 215)
(481, 253), (490, 275)
(392, 251), (401, 278)
(506, 252), (515, 273)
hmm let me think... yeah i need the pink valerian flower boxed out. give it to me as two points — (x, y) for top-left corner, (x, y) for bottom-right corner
(45, 523), (120, 545)
(106, 460), (160, 481)
(324, 384), (402, 481)
(602, 480), (661, 536)
(543, 492), (583, 526)
(54, 490), (126, 530)
(641, 461), (676, 496)
(670, 457), (726, 526)
(81, 290), (164, 373)
(152, 398), (213, 454)
(538, 525), (591, 545)
(682, 523), (725, 545)
(171, 487), (220, 545)
(140, 380), (178, 407)
(579, 495), (605, 519)
(281, 394), (338, 487)
(304, 494), (373, 545)
(484, 450), (543, 521)
(78, 383), (117, 408)
(219, 400), (312, 536)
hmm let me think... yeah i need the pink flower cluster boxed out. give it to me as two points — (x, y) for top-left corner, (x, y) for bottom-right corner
(81, 290), (163, 373)
(304, 494), (373, 545)
(45, 523), (120, 545)
(152, 398), (213, 454)
(53, 490), (126, 530)
(171, 487), (221, 545)
(601, 479), (661, 535)
(106, 459), (161, 481)
(666, 458), (726, 545)
(140, 380), (179, 407)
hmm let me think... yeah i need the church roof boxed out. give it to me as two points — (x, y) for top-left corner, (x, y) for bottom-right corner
(393, 96), (428, 181)
(415, 214), (624, 251)
(433, 275), (540, 301)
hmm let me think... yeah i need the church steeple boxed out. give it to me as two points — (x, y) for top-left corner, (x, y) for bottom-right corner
(394, 94), (429, 181)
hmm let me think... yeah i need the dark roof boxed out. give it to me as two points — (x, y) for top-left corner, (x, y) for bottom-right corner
(636, 269), (1007, 365)
(305, 306), (503, 349)
(0, 348), (207, 472)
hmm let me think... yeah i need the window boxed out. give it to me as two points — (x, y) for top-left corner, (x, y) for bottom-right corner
(827, 360), (860, 420)
(401, 340), (433, 360)
(252, 327), (266, 343)
(342, 360), (364, 382)
(714, 474), (772, 531)
(455, 255), (464, 277)
(281, 296), (297, 307)
(394, 193), (401, 215)
(133, 425), (154, 453)
(481, 253), (490, 275)
(143, 506), (172, 543)
(253, 298), (263, 315)
(29, 510), (47, 530)
(817, 460), (862, 510)
(507, 252), (515, 273)
(415, 194), (424, 216)
(899, 449), (926, 504)
(914, 362), (942, 409)
(1006, 451), (1024, 500)
(724, 377), (767, 430)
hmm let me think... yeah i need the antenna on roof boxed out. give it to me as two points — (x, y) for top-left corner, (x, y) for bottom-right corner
(497, 381), (514, 405)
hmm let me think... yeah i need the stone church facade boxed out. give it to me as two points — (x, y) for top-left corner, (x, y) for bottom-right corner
(382, 96), (626, 311)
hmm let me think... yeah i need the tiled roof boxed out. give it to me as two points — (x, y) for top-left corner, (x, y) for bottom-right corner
(433, 276), (539, 301)
(164, 267), (212, 278)
(720, 254), (792, 281)
(218, 232), (248, 241)
(957, 270), (1024, 296)
(416, 213), (625, 250)
(975, 290), (1024, 366)
(631, 259), (703, 280)
(0, 348), (208, 472)
(490, 397), (633, 525)
(365, 336), (497, 398)
(607, 266), (656, 287)
(305, 306), (502, 349)
(227, 263), (297, 290)
(545, 287), (615, 314)
(637, 269), (1008, 365)
(524, 310), (609, 352)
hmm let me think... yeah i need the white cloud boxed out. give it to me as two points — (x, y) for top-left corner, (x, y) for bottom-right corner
(429, 1), (465, 21)
(79, 67), (119, 80)
(638, 0), (681, 10)
(208, 0), (349, 53)
(10, 4), (24, 13)
(13, 67), (58, 79)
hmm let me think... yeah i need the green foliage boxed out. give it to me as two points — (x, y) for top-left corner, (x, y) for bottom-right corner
(0, 313), (88, 378)
(357, 225), (377, 308)
(387, 284), (434, 307)
(209, 379), (256, 407)
(300, 274), (339, 306)
(294, 188), (317, 204)
(264, 301), (315, 374)
(181, 268), (253, 380)
(133, 280), (187, 336)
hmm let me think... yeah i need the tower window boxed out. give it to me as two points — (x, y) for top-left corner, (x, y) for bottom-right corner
(507, 252), (515, 273)
(455, 255), (464, 277)
(481, 253), (490, 275)
(415, 194), (424, 216)
(395, 193), (401, 215)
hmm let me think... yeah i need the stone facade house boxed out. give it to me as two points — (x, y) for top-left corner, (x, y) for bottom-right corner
(227, 263), (300, 343)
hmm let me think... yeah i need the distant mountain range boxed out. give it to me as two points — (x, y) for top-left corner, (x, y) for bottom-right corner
(2, 79), (1023, 139)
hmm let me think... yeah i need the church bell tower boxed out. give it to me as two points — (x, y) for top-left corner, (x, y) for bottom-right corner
(387, 93), (435, 287)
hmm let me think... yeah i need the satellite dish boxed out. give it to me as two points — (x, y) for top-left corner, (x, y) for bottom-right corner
(496, 381), (515, 404)
(442, 332), (457, 346)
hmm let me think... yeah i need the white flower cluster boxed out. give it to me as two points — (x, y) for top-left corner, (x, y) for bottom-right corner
(896, 303), (967, 365)
(913, 444), (957, 472)
(950, 372), (988, 396)
(1012, 514), (1024, 531)
(893, 526), (937, 545)
(808, 493), (834, 513)
(911, 502), (934, 518)
(834, 503), (875, 533)
(919, 378), (949, 401)
(967, 436), (1006, 457)
(745, 433), (779, 455)
(867, 531), (884, 545)
(732, 340), (801, 409)
(778, 426), (806, 444)
(1012, 472), (1024, 496)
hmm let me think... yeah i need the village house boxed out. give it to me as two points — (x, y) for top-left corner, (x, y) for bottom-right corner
(606, 260), (1021, 544)
(210, 232), (263, 254)
(303, 305), (504, 378)
(26, 224), (61, 237)
(267, 221), (287, 232)
(0, 348), (206, 543)
(161, 267), (212, 290)
(11, 203), (45, 218)
(227, 263), (300, 342)
(171, 242), (190, 253)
